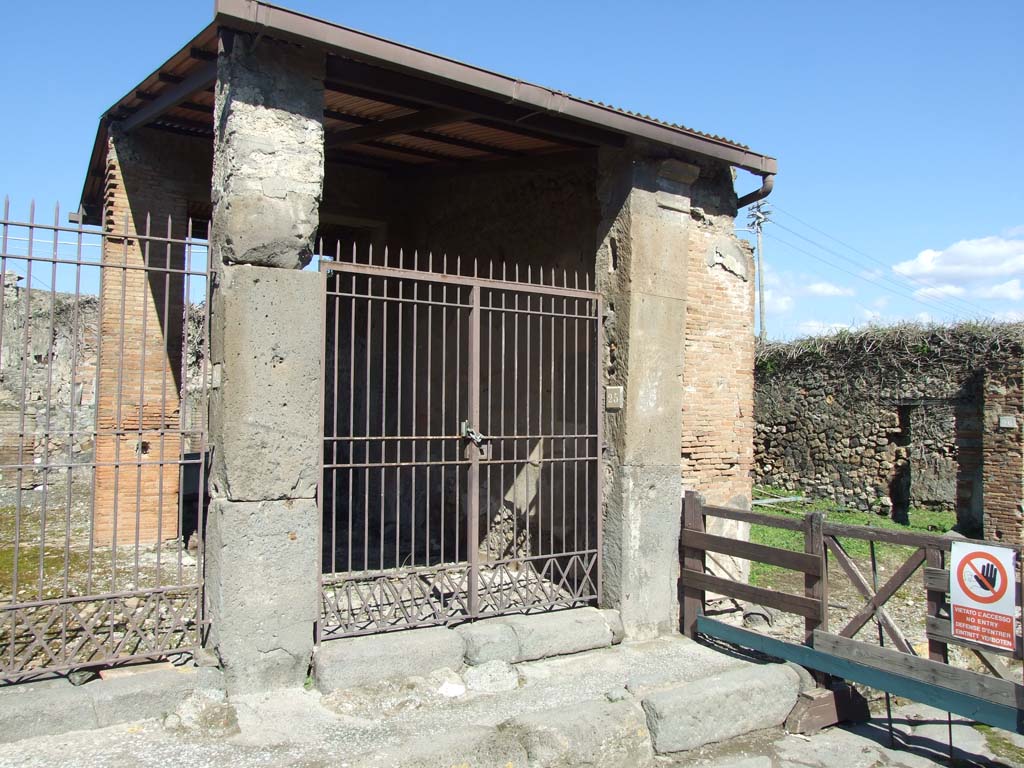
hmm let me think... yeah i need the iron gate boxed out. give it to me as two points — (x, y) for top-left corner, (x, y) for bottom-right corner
(0, 199), (209, 681)
(319, 249), (602, 639)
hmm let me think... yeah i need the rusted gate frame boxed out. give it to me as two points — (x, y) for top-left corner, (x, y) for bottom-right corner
(318, 250), (602, 640)
(0, 198), (210, 682)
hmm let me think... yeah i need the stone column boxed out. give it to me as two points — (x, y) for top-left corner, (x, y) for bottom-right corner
(596, 152), (695, 639)
(982, 361), (1024, 543)
(205, 30), (325, 692)
(95, 127), (211, 546)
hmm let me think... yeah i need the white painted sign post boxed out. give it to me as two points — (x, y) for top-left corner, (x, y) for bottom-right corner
(949, 540), (1017, 652)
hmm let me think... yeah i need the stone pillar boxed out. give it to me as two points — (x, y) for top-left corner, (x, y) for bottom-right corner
(982, 361), (1024, 543)
(205, 30), (325, 692)
(597, 152), (694, 639)
(95, 127), (210, 546)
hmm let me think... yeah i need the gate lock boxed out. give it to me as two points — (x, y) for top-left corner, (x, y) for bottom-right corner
(461, 421), (492, 459)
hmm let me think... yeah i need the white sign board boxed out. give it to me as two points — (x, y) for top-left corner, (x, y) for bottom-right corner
(949, 541), (1017, 652)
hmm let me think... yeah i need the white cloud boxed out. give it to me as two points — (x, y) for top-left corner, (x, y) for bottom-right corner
(993, 309), (1024, 322)
(763, 288), (793, 313)
(806, 281), (854, 297)
(975, 278), (1024, 301)
(796, 320), (853, 336)
(913, 284), (965, 300)
(861, 309), (882, 323)
(894, 235), (1024, 281)
(873, 296), (890, 310)
(1004, 225), (1024, 238)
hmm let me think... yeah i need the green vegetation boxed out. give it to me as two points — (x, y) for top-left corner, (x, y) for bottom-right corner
(748, 487), (956, 587)
(974, 724), (1024, 764)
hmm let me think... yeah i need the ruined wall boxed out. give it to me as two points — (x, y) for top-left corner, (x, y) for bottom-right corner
(755, 324), (1024, 537)
(0, 275), (98, 490)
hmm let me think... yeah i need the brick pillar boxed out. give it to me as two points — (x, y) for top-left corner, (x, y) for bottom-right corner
(597, 153), (694, 639)
(679, 163), (756, 583)
(94, 129), (189, 546)
(982, 362), (1024, 543)
(205, 30), (325, 692)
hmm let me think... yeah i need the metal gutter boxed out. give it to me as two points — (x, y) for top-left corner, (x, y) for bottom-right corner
(212, 0), (777, 176)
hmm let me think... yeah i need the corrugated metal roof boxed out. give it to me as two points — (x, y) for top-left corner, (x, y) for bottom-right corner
(79, 1), (776, 220)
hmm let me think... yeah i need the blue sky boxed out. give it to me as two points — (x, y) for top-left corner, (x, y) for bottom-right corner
(1, 1), (1021, 338)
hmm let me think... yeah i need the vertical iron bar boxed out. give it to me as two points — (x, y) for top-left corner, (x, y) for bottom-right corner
(467, 283), (481, 617)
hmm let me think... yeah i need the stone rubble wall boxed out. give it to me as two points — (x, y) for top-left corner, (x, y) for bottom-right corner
(0, 274), (207, 491)
(755, 323), (1024, 537)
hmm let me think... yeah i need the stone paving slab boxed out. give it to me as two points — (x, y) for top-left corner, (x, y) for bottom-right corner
(0, 636), (755, 768)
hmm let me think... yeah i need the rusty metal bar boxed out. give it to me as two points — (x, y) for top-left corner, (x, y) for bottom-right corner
(0, 200), (208, 682)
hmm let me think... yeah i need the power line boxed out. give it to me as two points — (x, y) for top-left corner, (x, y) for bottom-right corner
(771, 205), (992, 317)
(767, 233), (979, 320)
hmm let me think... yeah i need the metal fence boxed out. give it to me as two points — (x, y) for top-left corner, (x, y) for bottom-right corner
(319, 245), (602, 638)
(0, 198), (209, 681)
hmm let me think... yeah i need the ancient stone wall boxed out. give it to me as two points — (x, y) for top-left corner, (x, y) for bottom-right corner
(755, 324), (1024, 538)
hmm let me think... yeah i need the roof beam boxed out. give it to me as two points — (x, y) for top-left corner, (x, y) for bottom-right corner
(120, 61), (217, 133)
(326, 108), (472, 149)
(324, 57), (626, 149)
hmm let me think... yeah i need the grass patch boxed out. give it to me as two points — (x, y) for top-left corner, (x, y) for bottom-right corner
(747, 488), (956, 587)
(975, 723), (1024, 764)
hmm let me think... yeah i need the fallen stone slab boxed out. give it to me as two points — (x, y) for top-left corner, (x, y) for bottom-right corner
(641, 662), (799, 754)
(500, 699), (653, 768)
(314, 625), (465, 692)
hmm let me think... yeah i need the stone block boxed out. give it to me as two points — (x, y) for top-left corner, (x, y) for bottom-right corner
(500, 699), (653, 768)
(0, 681), (96, 743)
(457, 609), (614, 665)
(212, 33), (324, 269)
(314, 626), (465, 693)
(205, 497), (319, 693)
(603, 464), (683, 639)
(641, 663), (799, 754)
(498, 608), (614, 662)
(89, 667), (197, 727)
(456, 619), (520, 665)
(600, 608), (625, 644)
(208, 264), (322, 502)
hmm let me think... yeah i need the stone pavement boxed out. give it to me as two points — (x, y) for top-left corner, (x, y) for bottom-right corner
(673, 703), (1024, 768)
(0, 636), (794, 768)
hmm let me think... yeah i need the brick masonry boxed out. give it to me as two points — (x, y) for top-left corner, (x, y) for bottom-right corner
(94, 127), (211, 546)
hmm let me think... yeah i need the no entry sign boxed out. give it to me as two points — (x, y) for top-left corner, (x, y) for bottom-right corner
(949, 541), (1017, 651)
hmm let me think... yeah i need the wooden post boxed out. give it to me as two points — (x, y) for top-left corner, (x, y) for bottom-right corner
(804, 512), (825, 645)
(681, 491), (706, 638)
(925, 547), (948, 663)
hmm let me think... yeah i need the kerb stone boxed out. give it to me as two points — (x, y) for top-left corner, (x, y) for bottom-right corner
(89, 667), (198, 727)
(314, 626), (465, 693)
(498, 608), (614, 662)
(0, 681), (96, 743)
(641, 663), (799, 754)
(456, 608), (615, 665)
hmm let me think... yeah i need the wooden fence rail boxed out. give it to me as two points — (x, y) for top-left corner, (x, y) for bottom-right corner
(679, 490), (1024, 733)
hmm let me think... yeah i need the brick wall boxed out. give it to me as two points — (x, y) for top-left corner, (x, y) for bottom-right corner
(680, 172), (755, 510)
(94, 127), (210, 546)
(983, 361), (1024, 542)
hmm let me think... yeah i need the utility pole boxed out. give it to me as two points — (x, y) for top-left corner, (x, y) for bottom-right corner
(748, 201), (771, 342)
